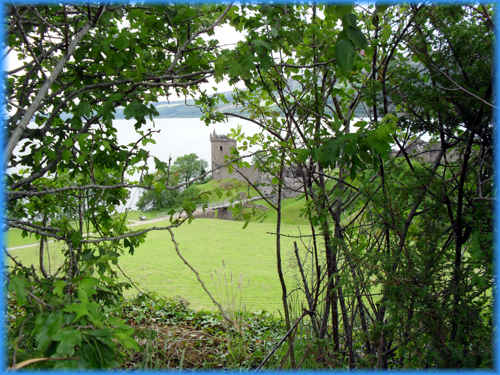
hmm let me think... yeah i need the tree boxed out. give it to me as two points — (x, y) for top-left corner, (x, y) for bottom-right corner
(136, 153), (208, 211)
(375, 5), (494, 367)
(202, 3), (384, 367)
(137, 187), (179, 212)
(200, 3), (493, 368)
(5, 3), (233, 369)
(172, 153), (209, 187)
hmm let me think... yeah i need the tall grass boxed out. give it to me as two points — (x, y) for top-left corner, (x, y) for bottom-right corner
(210, 260), (248, 319)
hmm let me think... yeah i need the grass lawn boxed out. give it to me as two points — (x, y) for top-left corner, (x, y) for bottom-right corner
(7, 218), (312, 314)
(5, 228), (42, 248)
(5, 209), (168, 249)
(257, 196), (308, 226)
(197, 178), (259, 203)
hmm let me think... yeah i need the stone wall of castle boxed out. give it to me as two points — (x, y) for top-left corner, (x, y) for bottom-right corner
(210, 131), (263, 183)
(209, 132), (304, 200)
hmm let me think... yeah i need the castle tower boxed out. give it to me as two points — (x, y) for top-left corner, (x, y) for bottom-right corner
(210, 131), (237, 180)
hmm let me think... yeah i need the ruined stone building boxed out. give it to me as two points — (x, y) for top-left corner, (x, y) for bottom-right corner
(210, 131), (262, 183)
(390, 139), (459, 163)
(210, 131), (303, 199)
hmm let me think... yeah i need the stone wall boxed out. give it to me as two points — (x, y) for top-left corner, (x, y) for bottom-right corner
(209, 132), (303, 197)
(210, 131), (264, 183)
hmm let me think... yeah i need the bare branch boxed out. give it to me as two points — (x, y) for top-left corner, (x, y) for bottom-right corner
(82, 222), (186, 244)
(7, 221), (66, 241)
(433, 65), (495, 109)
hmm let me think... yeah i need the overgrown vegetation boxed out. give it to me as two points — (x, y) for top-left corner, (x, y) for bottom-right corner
(6, 3), (493, 370)
(200, 3), (494, 368)
(137, 153), (209, 212)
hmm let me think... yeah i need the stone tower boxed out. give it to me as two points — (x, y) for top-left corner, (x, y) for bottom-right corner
(210, 131), (237, 180)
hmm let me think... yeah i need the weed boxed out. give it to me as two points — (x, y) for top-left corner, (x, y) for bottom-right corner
(117, 293), (285, 369)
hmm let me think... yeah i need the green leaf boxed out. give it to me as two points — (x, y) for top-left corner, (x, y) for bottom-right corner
(78, 277), (98, 301)
(87, 301), (105, 328)
(110, 92), (123, 102)
(35, 312), (64, 353)
(78, 102), (92, 116)
(123, 101), (149, 120)
(54, 280), (66, 297)
(376, 4), (390, 14)
(64, 302), (89, 322)
(69, 231), (82, 248)
(325, 5), (353, 20)
(113, 330), (139, 351)
(253, 39), (271, 50)
(9, 274), (28, 305)
(33, 150), (42, 163)
(114, 34), (129, 50)
(54, 329), (82, 357)
(346, 26), (367, 49)
(62, 149), (72, 161)
(86, 328), (114, 338)
(335, 38), (355, 72)
(342, 13), (357, 28)
(295, 148), (309, 163)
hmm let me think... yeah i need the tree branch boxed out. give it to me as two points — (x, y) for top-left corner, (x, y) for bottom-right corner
(9, 183), (153, 198)
(6, 7), (106, 165)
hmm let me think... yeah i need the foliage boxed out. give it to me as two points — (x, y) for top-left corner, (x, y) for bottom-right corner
(6, 3), (233, 369)
(199, 3), (493, 369)
(137, 182), (208, 212)
(8, 268), (137, 369)
(137, 153), (209, 211)
(173, 153), (209, 187)
(137, 188), (179, 212)
(5, 3), (493, 370)
(116, 293), (285, 369)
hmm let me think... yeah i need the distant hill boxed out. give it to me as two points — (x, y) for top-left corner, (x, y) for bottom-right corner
(114, 90), (366, 120)
(114, 92), (243, 119)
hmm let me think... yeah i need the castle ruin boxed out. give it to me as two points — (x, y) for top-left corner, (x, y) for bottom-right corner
(210, 131), (261, 183)
(209, 131), (303, 200)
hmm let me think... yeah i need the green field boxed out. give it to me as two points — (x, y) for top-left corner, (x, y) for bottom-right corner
(198, 178), (259, 203)
(6, 218), (312, 314)
(5, 228), (35, 248)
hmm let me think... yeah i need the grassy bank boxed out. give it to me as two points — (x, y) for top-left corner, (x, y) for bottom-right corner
(7, 218), (311, 313)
